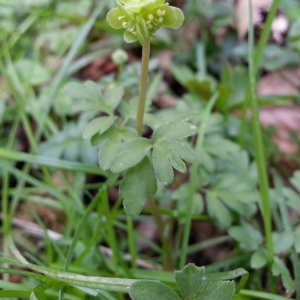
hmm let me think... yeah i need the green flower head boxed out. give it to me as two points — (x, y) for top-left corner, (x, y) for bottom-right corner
(106, 0), (184, 45)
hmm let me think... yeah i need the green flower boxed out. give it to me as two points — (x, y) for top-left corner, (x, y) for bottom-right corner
(106, 0), (184, 45)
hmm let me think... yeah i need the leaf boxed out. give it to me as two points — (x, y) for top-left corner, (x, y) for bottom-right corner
(103, 86), (124, 110)
(63, 81), (110, 114)
(8, 59), (50, 86)
(290, 171), (300, 193)
(272, 231), (294, 254)
(261, 45), (299, 71)
(135, 156), (157, 196)
(228, 223), (263, 251)
(172, 184), (204, 216)
(214, 188), (256, 217)
(282, 187), (300, 212)
(164, 140), (196, 163)
(169, 153), (186, 173)
(206, 192), (232, 228)
(152, 121), (197, 142)
(294, 225), (300, 253)
(82, 117), (116, 140)
(152, 143), (173, 185)
(175, 264), (205, 300)
(63, 81), (98, 103)
(120, 157), (157, 217)
(288, 19), (300, 51)
(98, 127), (137, 171)
(196, 281), (235, 300)
(129, 280), (181, 300)
(171, 65), (195, 86)
(110, 138), (152, 173)
(250, 249), (268, 269)
(120, 172), (146, 217)
(152, 139), (195, 184)
(272, 257), (295, 293)
(38, 119), (98, 164)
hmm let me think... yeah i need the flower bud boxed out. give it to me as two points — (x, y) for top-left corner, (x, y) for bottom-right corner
(106, 0), (184, 45)
(111, 49), (129, 65)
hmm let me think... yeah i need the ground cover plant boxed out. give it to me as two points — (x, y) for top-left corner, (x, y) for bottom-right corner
(0, 0), (300, 299)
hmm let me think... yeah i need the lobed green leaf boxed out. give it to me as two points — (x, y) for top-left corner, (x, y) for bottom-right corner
(152, 121), (197, 142)
(120, 157), (157, 217)
(175, 264), (205, 300)
(98, 127), (137, 171)
(110, 137), (152, 173)
(152, 143), (173, 185)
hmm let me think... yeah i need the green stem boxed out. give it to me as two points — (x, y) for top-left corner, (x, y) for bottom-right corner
(136, 37), (150, 136)
(239, 0), (279, 149)
(247, 0), (274, 289)
(253, 0), (280, 70)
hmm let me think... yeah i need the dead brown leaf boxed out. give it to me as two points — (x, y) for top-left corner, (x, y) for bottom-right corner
(259, 105), (300, 154)
(257, 68), (300, 97)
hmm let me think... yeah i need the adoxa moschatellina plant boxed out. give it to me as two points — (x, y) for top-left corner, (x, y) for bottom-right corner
(107, 0), (184, 135)
(63, 1), (193, 217)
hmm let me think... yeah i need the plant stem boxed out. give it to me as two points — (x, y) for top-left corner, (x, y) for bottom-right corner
(239, 0), (279, 149)
(247, 0), (274, 290)
(253, 0), (280, 70)
(136, 37), (150, 136)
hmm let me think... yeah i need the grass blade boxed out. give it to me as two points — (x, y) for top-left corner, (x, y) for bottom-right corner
(247, 0), (274, 290)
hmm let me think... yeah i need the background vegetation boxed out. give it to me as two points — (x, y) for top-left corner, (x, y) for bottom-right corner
(0, 0), (300, 299)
